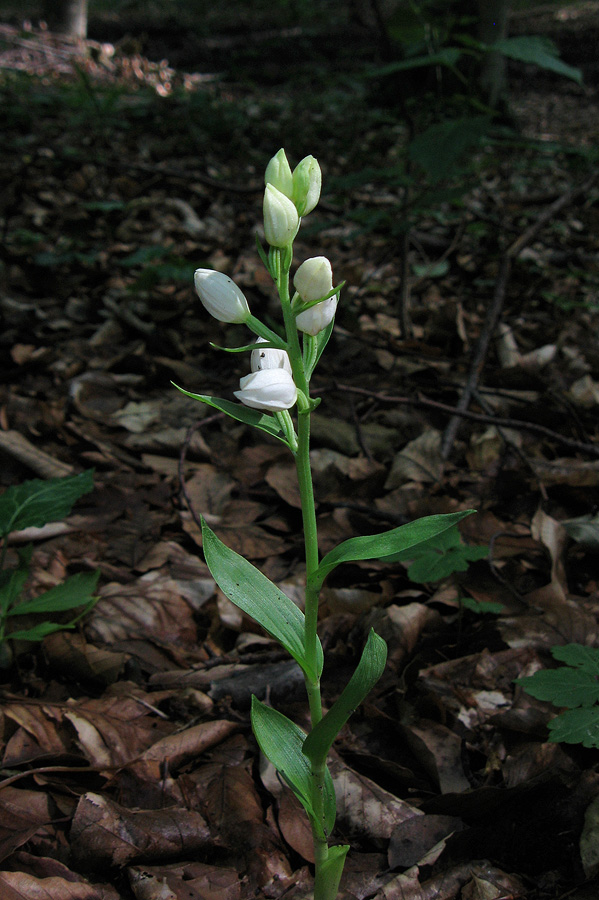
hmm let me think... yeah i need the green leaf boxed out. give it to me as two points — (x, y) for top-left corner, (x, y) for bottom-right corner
(311, 510), (475, 591)
(368, 47), (463, 78)
(8, 571), (99, 616)
(0, 546), (33, 615)
(201, 518), (323, 680)
(303, 629), (387, 766)
(8, 621), (80, 642)
(172, 385), (290, 447)
(304, 317), (335, 381)
(551, 644), (599, 673)
(548, 708), (599, 748)
(493, 36), (582, 85)
(251, 698), (336, 839)
(393, 525), (488, 583)
(0, 470), (94, 537)
(459, 596), (504, 616)
(408, 117), (492, 183)
(315, 844), (350, 900)
(516, 668), (599, 709)
(210, 341), (281, 354)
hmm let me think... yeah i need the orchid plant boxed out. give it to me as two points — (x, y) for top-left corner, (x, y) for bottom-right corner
(175, 149), (473, 899)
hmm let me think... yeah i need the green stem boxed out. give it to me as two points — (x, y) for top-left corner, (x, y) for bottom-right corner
(275, 246), (331, 893)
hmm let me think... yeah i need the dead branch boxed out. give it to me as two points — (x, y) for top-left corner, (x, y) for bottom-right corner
(332, 383), (599, 458)
(440, 170), (598, 460)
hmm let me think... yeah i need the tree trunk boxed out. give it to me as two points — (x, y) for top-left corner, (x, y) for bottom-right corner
(477, 0), (510, 106)
(42, 0), (88, 39)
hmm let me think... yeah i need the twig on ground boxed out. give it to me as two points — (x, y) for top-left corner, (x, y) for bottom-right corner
(178, 413), (224, 530)
(331, 383), (599, 458)
(440, 170), (598, 460)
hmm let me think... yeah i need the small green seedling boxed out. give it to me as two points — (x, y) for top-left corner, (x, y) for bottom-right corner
(386, 523), (488, 583)
(0, 470), (99, 664)
(517, 644), (599, 748)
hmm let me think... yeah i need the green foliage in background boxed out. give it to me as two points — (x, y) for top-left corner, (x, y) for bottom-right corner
(385, 523), (488, 583)
(0, 471), (99, 663)
(517, 645), (599, 748)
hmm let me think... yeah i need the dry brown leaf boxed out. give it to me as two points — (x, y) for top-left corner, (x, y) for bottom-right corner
(86, 574), (199, 646)
(365, 603), (443, 667)
(3, 704), (67, 766)
(384, 429), (443, 489)
(0, 871), (107, 900)
(128, 862), (242, 900)
(0, 788), (53, 865)
(70, 792), (214, 867)
(388, 814), (466, 869)
(330, 757), (422, 843)
(43, 632), (127, 686)
(397, 720), (470, 794)
(141, 720), (238, 769)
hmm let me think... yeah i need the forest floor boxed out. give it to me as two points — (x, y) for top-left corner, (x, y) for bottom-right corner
(1, 4), (599, 899)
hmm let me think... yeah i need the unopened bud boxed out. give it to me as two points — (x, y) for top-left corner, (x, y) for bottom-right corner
(263, 184), (299, 248)
(194, 269), (250, 323)
(293, 256), (333, 303)
(292, 155), (321, 216)
(265, 148), (293, 198)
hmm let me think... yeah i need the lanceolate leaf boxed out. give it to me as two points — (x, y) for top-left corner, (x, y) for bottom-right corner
(7, 571), (100, 616)
(303, 629), (387, 766)
(172, 385), (290, 446)
(251, 698), (336, 839)
(0, 470), (94, 538)
(201, 518), (323, 680)
(304, 316), (335, 381)
(310, 510), (475, 590)
(0, 546), (32, 614)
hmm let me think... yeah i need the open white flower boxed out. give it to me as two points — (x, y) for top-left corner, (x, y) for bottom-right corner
(251, 337), (292, 375)
(194, 269), (250, 324)
(296, 296), (338, 336)
(234, 369), (297, 412)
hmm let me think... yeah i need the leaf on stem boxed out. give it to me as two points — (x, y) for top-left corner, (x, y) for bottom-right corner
(251, 697), (336, 839)
(201, 518), (324, 680)
(172, 385), (290, 447)
(303, 318), (335, 381)
(0, 470), (94, 538)
(303, 629), (387, 765)
(7, 570), (100, 616)
(311, 510), (476, 589)
(0, 546), (32, 615)
(314, 843), (350, 900)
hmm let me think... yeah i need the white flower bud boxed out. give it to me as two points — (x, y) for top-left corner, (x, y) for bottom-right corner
(251, 337), (292, 375)
(296, 296), (338, 336)
(292, 155), (321, 216)
(194, 269), (250, 324)
(265, 148), (293, 198)
(263, 184), (299, 248)
(293, 256), (333, 303)
(234, 369), (297, 412)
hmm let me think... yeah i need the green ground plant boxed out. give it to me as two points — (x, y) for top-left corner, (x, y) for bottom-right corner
(0, 470), (99, 666)
(517, 644), (599, 748)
